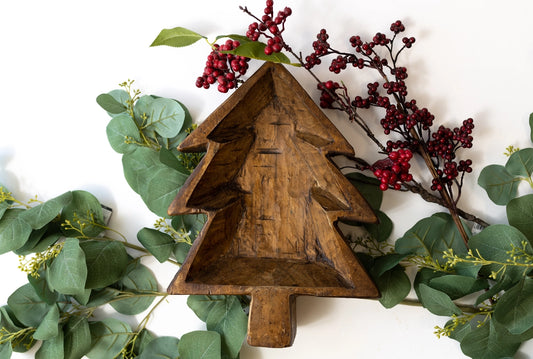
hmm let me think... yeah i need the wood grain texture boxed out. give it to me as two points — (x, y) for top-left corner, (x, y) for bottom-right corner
(167, 62), (380, 348)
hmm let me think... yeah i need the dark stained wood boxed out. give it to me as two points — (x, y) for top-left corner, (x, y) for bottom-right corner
(167, 62), (380, 348)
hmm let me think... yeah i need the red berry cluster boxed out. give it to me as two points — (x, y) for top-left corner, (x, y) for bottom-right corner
(245, 0), (292, 55)
(195, 40), (251, 93)
(371, 149), (413, 191)
(317, 80), (341, 108)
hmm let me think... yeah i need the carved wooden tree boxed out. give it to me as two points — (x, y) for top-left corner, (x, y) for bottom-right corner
(167, 62), (379, 348)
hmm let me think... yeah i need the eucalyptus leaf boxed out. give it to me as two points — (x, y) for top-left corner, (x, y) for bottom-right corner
(110, 260), (158, 315)
(13, 225), (49, 255)
(33, 304), (60, 340)
(0, 306), (23, 333)
(137, 227), (174, 263)
(395, 213), (468, 262)
(151, 27), (206, 47)
(370, 253), (407, 278)
(429, 275), (488, 300)
(448, 320), (472, 343)
(417, 283), (462, 316)
(506, 194), (533, 242)
(178, 331), (221, 359)
(0, 201), (9, 221)
(48, 238), (87, 296)
(7, 283), (51, 327)
(96, 93), (127, 114)
(20, 191), (72, 230)
(493, 277), (533, 335)
(133, 328), (155, 356)
(505, 148), (533, 178)
(0, 208), (32, 254)
(86, 287), (120, 308)
(138, 336), (180, 359)
(174, 241), (192, 264)
(28, 270), (58, 305)
(460, 320), (520, 359)
(364, 210), (393, 242)
(73, 289), (92, 306)
(122, 146), (161, 194)
(205, 296), (247, 358)
(60, 190), (105, 238)
(478, 164), (520, 205)
(345, 172), (383, 210)
(35, 328), (64, 359)
(187, 295), (227, 322)
(80, 240), (129, 289)
(0, 342), (12, 359)
(375, 266), (411, 308)
(160, 146), (189, 174)
(63, 316), (91, 359)
(87, 318), (132, 359)
(469, 224), (533, 282)
(135, 97), (186, 138)
(106, 113), (142, 154)
(102, 89), (130, 114)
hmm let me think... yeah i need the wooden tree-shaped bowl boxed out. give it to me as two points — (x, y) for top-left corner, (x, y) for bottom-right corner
(168, 62), (379, 348)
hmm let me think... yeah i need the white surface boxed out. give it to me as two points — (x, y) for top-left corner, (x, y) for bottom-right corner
(1, 0), (533, 357)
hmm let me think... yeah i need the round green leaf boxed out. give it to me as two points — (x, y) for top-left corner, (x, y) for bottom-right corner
(48, 238), (87, 295)
(87, 318), (132, 359)
(20, 191), (72, 230)
(133, 329), (155, 356)
(60, 190), (105, 238)
(33, 304), (60, 340)
(80, 240), (129, 289)
(506, 194), (533, 242)
(460, 320), (520, 359)
(141, 167), (188, 218)
(375, 267), (411, 309)
(505, 148), (533, 178)
(63, 316), (91, 359)
(478, 164), (520, 205)
(429, 275), (488, 300)
(7, 283), (51, 327)
(0, 342), (12, 359)
(469, 224), (533, 282)
(344, 172), (383, 210)
(205, 296), (247, 358)
(178, 331), (220, 359)
(28, 269), (58, 305)
(494, 277), (533, 335)
(138, 336), (180, 359)
(106, 113), (142, 154)
(0, 209), (32, 254)
(417, 283), (462, 317)
(110, 260), (158, 315)
(137, 227), (174, 263)
(364, 210), (393, 242)
(151, 27), (206, 47)
(135, 97), (186, 139)
(36, 328), (64, 359)
(122, 147), (161, 194)
(96, 93), (127, 114)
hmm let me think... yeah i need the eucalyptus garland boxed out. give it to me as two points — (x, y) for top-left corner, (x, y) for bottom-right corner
(2, 1), (533, 359)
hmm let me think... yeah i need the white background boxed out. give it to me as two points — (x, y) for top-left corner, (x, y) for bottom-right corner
(2, 0), (533, 358)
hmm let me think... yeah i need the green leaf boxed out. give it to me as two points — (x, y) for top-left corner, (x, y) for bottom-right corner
(448, 320), (472, 342)
(138, 336), (179, 359)
(48, 238), (87, 295)
(137, 227), (174, 263)
(151, 27), (206, 47)
(96, 93), (127, 114)
(80, 240), (129, 289)
(0, 342), (12, 359)
(345, 172), (383, 210)
(395, 213), (468, 262)
(224, 40), (292, 64)
(506, 194), (533, 242)
(375, 266), (411, 308)
(0, 201), (9, 221)
(0, 209), (32, 254)
(87, 318), (132, 359)
(110, 260), (158, 315)
(370, 253), (407, 278)
(20, 191), (72, 230)
(505, 148), (533, 178)
(493, 277), (533, 335)
(134, 96), (186, 138)
(36, 329), (64, 359)
(187, 295), (227, 322)
(478, 164), (520, 205)
(429, 275), (488, 300)
(63, 316), (91, 359)
(86, 287), (120, 307)
(364, 210), (393, 242)
(178, 331), (221, 359)
(476, 275), (514, 305)
(469, 224), (533, 282)
(133, 328), (155, 356)
(0, 306), (23, 333)
(7, 283), (51, 327)
(60, 190), (105, 238)
(205, 296), (247, 358)
(122, 146), (162, 194)
(106, 113), (142, 154)
(33, 304), (60, 340)
(160, 146), (189, 173)
(14, 225), (57, 256)
(28, 270), (58, 305)
(460, 320), (520, 359)
(174, 241), (192, 264)
(417, 283), (462, 316)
